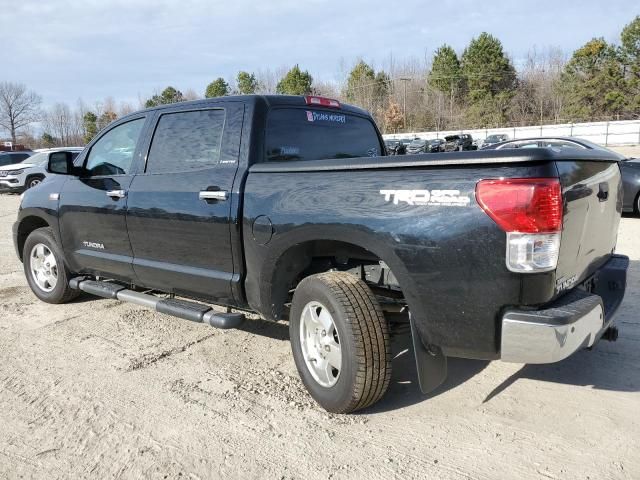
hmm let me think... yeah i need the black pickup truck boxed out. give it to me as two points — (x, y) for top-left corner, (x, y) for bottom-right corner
(14, 95), (628, 413)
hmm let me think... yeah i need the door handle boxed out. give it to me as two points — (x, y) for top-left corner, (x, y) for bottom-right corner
(199, 190), (228, 201)
(106, 189), (126, 199)
(597, 182), (609, 202)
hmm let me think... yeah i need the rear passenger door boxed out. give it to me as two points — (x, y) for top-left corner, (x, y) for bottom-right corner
(126, 103), (243, 304)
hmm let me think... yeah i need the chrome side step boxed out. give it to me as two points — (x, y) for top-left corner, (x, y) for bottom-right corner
(70, 277), (245, 329)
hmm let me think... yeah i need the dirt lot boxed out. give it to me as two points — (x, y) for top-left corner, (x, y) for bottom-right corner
(0, 193), (638, 480)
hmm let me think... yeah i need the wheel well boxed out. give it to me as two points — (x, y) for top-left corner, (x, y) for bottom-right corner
(269, 240), (406, 321)
(16, 216), (49, 260)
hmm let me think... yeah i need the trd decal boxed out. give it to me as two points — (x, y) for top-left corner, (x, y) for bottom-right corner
(380, 189), (471, 207)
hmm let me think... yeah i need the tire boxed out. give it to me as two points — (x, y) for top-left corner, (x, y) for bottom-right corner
(636, 192), (640, 216)
(290, 271), (391, 413)
(23, 227), (79, 304)
(26, 175), (44, 189)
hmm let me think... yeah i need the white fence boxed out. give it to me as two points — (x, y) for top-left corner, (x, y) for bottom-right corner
(383, 119), (640, 146)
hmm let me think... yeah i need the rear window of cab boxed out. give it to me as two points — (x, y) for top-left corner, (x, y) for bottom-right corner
(265, 108), (383, 162)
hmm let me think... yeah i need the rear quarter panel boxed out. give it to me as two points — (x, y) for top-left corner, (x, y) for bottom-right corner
(243, 161), (558, 359)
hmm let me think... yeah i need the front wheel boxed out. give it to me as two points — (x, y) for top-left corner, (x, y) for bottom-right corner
(290, 272), (391, 413)
(26, 175), (44, 189)
(23, 227), (79, 304)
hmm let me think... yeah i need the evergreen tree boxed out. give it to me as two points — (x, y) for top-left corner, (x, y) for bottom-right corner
(276, 65), (313, 95)
(145, 86), (184, 108)
(374, 71), (391, 99)
(461, 33), (516, 100)
(560, 38), (626, 120)
(82, 111), (98, 144)
(205, 78), (229, 98)
(620, 15), (640, 113)
(236, 71), (258, 94)
(345, 60), (376, 101)
(428, 44), (464, 96)
(41, 132), (57, 147)
(461, 33), (517, 126)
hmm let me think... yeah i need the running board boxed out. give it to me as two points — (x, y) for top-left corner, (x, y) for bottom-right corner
(70, 277), (245, 329)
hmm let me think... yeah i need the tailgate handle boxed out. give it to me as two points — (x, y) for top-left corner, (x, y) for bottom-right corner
(597, 183), (609, 202)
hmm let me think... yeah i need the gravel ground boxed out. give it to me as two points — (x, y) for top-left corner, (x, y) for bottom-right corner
(0, 193), (638, 480)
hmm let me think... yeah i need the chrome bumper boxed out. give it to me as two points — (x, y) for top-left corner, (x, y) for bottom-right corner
(501, 300), (604, 363)
(501, 254), (628, 364)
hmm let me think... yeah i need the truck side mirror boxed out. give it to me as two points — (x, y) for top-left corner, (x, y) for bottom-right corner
(47, 151), (76, 175)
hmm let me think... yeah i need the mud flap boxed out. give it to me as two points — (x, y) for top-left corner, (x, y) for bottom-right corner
(410, 314), (447, 394)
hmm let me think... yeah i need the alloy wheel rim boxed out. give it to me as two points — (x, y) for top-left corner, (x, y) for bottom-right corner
(30, 243), (58, 292)
(299, 301), (342, 387)
(29, 179), (41, 188)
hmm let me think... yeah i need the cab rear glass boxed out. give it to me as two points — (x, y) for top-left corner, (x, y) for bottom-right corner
(265, 108), (383, 162)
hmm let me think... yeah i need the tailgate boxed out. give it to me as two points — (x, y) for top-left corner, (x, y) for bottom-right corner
(555, 160), (622, 293)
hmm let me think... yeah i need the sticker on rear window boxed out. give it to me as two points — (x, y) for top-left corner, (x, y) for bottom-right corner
(306, 110), (346, 124)
(280, 146), (300, 155)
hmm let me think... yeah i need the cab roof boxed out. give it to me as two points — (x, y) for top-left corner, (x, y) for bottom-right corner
(126, 95), (370, 119)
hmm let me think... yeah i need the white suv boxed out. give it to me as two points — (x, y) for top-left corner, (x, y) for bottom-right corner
(0, 147), (83, 193)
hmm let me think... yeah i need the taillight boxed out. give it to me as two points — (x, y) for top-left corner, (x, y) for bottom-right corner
(476, 178), (563, 273)
(304, 96), (340, 108)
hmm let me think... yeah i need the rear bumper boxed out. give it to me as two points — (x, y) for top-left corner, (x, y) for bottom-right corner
(501, 254), (628, 364)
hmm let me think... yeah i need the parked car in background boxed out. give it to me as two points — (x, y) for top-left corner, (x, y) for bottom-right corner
(428, 139), (445, 152)
(385, 139), (397, 155)
(0, 150), (33, 167)
(444, 134), (475, 152)
(384, 139), (406, 155)
(406, 138), (429, 154)
(483, 137), (604, 151)
(480, 134), (509, 149)
(619, 158), (640, 214)
(0, 148), (83, 193)
(483, 136), (639, 213)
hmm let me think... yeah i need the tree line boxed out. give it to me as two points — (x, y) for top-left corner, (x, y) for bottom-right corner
(1, 14), (638, 147)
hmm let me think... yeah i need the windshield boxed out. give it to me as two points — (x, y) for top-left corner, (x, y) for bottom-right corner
(0, 154), (33, 166)
(265, 108), (382, 162)
(486, 135), (502, 142)
(23, 151), (48, 165)
(410, 140), (425, 146)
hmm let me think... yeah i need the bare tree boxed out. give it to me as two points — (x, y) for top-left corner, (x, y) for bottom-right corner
(0, 82), (42, 143)
(42, 102), (83, 146)
(182, 89), (201, 101)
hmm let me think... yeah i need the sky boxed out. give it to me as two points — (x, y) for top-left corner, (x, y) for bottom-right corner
(0, 0), (636, 108)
